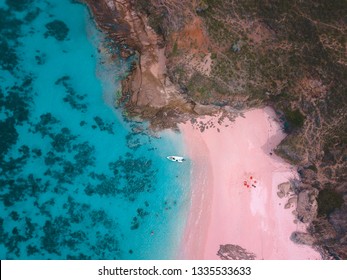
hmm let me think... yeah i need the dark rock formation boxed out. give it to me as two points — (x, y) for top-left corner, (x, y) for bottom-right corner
(217, 244), (256, 260)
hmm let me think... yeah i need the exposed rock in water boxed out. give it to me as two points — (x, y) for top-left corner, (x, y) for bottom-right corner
(217, 244), (256, 260)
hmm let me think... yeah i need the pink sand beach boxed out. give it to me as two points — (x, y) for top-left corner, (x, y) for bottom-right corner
(179, 107), (320, 260)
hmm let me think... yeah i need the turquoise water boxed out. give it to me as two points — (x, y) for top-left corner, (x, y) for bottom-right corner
(0, 0), (189, 259)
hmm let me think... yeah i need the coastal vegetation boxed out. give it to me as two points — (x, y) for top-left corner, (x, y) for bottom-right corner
(283, 109), (305, 131)
(317, 189), (344, 217)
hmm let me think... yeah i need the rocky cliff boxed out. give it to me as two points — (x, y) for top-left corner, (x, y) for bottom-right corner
(84, 0), (220, 130)
(83, 0), (347, 259)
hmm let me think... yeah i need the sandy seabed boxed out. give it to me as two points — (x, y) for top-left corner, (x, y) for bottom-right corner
(179, 107), (321, 260)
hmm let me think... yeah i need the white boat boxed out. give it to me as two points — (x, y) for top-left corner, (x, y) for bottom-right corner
(166, 156), (185, 162)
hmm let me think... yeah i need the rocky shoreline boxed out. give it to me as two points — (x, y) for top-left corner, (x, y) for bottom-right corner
(84, 0), (225, 131)
(83, 0), (347, 259)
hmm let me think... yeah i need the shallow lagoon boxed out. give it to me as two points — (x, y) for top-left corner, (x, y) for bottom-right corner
(0, 0), (189, 259)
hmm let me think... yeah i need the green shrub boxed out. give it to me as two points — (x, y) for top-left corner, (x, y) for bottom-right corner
(172, 41), (178, 56)
(317, 189), (344, 216)
(306, 165), (318, 172)
(284, 109), (305, 129)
